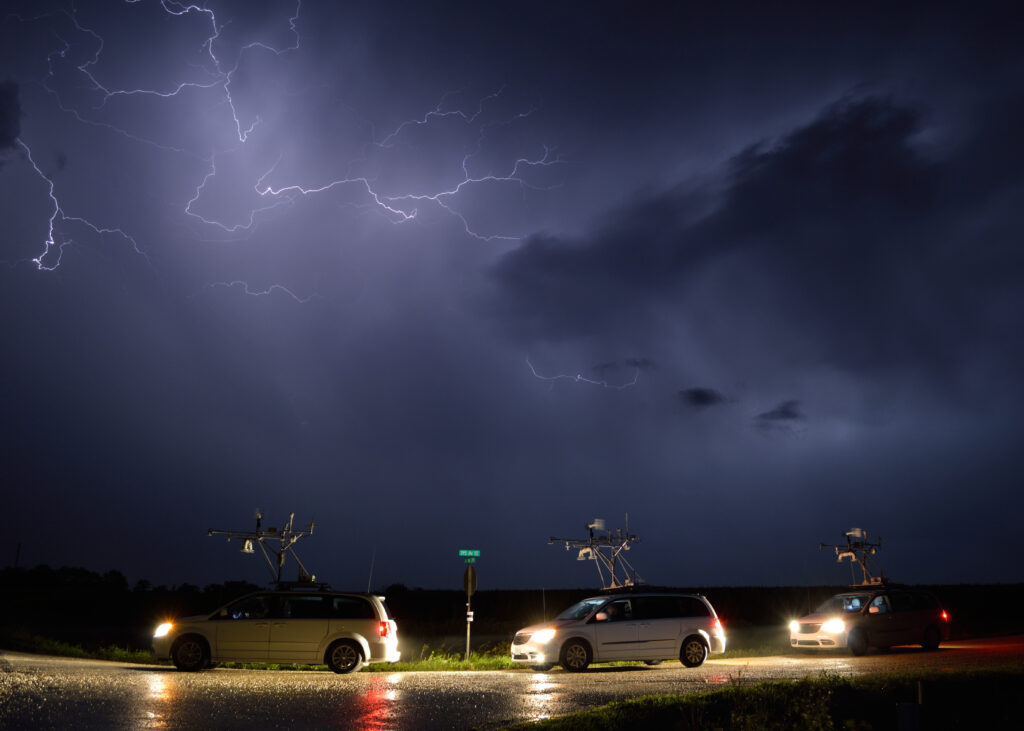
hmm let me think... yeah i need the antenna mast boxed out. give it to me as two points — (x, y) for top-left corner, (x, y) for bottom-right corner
(819, 527), (886, 586)
(208, 511), (316, 586)
(549, 515), (643, 590)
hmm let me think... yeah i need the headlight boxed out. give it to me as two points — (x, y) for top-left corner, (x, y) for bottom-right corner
(789, 620), (800, 633)
(154, 622), (173, 638)
(532, 628), (557, 644)
(821, 619), (845, 634)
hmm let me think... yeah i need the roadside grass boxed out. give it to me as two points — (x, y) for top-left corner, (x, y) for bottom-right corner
(507, 665), (1024, 730)
(0, 628), (156, 665)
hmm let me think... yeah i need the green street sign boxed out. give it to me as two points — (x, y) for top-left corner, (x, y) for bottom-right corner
(458, 549), (481, 557)
(464, 557), (476, 564)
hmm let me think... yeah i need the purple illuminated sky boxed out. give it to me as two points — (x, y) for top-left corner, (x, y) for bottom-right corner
(2, 1), (1022, 591)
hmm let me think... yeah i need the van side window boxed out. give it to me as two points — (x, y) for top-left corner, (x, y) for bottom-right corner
(218, 594), (271, 620)
(680, 597), (710, 617)
(282, 595), (329, 619)
(868, 595), (890, 614)
(331, 596), (376, 619)
(633, 596), (673, 619)
(890, 592), (914, 612)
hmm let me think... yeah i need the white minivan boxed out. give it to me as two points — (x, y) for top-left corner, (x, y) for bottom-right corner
(510, 592), (726, 671)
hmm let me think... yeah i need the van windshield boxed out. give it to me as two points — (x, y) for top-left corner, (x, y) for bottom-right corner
(556, 598), (606, 620)
(815, 594), (871, 614)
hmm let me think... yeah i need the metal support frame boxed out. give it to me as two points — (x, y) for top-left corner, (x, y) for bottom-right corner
(820, 527), (886, 586)
(549, 516), (643, 590)
(208, 511), (316, 586)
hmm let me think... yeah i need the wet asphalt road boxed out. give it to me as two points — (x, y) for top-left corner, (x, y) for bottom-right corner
(2, 637), (1022, 729)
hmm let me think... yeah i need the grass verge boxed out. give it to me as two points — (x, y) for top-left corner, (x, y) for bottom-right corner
(508, 665), (1024, 730)
(0, 627), (156, 664)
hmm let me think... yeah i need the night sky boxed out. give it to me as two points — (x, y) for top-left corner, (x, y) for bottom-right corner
(2, 1), (1022, 592)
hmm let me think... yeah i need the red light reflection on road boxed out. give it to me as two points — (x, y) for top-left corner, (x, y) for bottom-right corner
(347, 674), (402, 730)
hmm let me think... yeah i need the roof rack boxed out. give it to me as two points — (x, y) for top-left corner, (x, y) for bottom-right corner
(274, 580), (333, 591)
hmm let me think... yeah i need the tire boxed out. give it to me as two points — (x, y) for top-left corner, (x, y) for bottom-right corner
(530, 664), (554, 672)
(644, 660), (664, 666)
(680, 636), (708, 668)
(922, 626), (941, 651)
(326, 640), (364, 674)
(848, 628), (868, 656)
(559, 639), (592, 672)
(171, 635), (209, 672)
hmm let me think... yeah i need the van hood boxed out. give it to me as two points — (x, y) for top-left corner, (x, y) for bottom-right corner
(516, 618), (577, 634)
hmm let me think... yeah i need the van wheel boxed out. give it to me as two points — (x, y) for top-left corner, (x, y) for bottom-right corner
(559, 639), (591, 672)
(680, 636), (708, 668)
(922, 626), (941, 651)
(644, 660), (663, 666)
(172, 635), (209, 672)
(848, 628), (868, 656)
(530, 664), (553, 672)
(326, 640), (364, 674)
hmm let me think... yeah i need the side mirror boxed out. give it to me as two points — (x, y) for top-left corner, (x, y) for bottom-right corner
(868, 606), (879, 614)
(594, 611), (609, 622)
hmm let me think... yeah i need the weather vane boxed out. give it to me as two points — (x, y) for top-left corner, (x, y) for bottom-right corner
(208, 511), (317, 586)
(549, 515), (643, 590)
(820, 527), (887, 586)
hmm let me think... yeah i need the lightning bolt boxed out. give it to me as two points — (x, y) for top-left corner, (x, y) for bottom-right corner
(193, 280), (322, 304)
(526, 357), (641, 390)
(12, 139), (150, 272)
(4, 1), (564, 299)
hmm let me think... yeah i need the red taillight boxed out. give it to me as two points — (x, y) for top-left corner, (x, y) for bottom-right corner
(378, 620), (391, 638)
(941, 610), (950, 622)
(714, 618), (723, 632)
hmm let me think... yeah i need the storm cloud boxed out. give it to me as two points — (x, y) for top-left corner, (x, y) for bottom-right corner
(2, 0), (1023, 589)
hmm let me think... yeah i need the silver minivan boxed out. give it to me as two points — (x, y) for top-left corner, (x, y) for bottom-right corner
(510, 592), (726, 671)
(153, 588), (400, 673)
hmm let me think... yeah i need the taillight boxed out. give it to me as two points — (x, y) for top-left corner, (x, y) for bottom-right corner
(714, 618), (723, 633)
(378, 620), (391, 638)
(941, 610), (950, 622)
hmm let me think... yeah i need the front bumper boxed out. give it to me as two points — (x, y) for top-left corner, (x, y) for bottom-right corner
(510, 640), (557, 666)
(152, 635), (174, 660)
(790, 628), (848, 649)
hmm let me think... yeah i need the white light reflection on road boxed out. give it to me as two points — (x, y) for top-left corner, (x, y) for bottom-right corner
(525, 671), (559, 721)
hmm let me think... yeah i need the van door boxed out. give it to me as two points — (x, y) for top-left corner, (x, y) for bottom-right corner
(269, 594), (330, 663)
(592, 599), (638, 659)
(863, 593), (901, 647)
(633, 596), (683, 656)
(211, 593), (272, 661)
(887, 591), (920, 646)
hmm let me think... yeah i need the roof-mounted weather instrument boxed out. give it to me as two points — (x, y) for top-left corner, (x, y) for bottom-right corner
(208, 511), (317, 586)
(549, 515), (643, 590)
(820, 527), (887, 586)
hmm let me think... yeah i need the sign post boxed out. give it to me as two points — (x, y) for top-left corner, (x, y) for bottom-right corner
(460, 550), (480, 661)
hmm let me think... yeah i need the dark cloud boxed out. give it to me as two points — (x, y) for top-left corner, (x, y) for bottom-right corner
(756, 399), (805, 422)
(488, 91), (1024, 396)
(625, 357), (656, 370)
(489, 96), (937, 341)
(680, 388), (726, 410)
